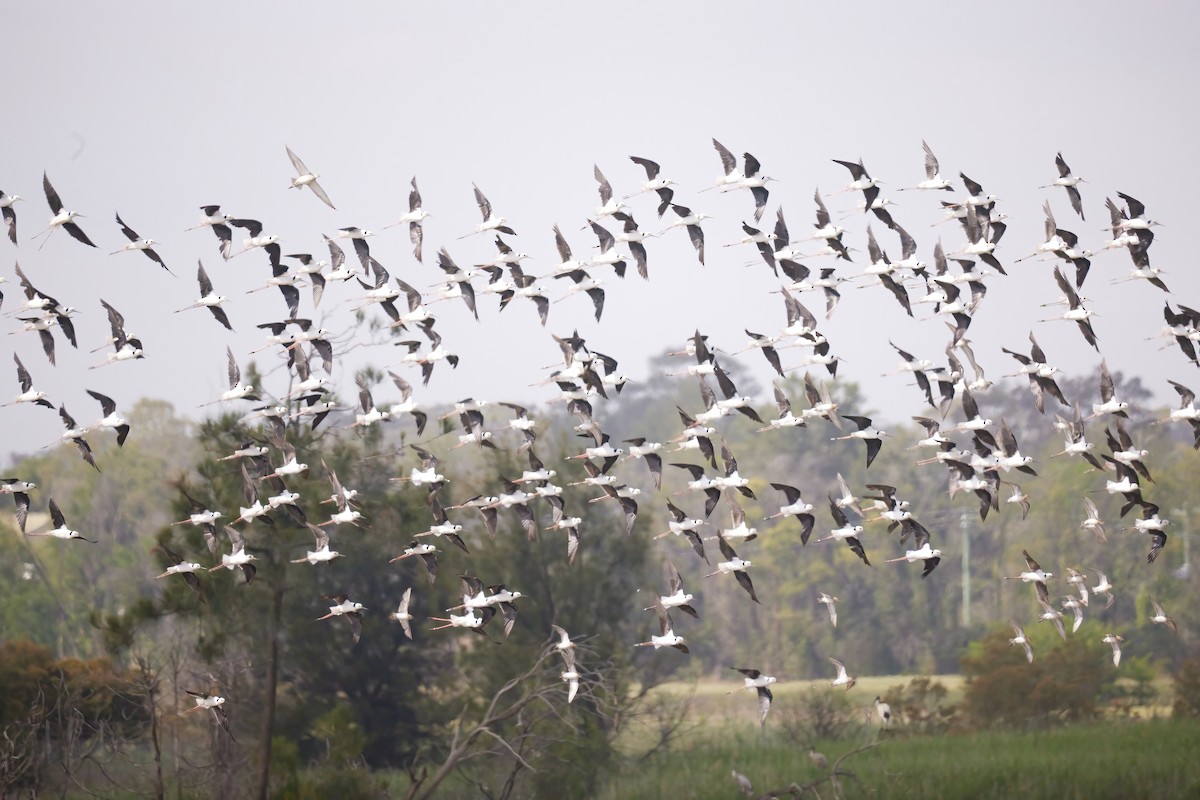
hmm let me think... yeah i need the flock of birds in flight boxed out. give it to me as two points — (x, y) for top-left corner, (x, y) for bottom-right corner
(0, 135), (1193, 734)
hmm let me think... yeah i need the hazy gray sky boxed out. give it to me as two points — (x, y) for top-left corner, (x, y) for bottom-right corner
(4, 1), (1199, 462)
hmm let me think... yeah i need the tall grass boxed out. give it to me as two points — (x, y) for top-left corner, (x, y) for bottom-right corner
(594, 719), (1200, 799)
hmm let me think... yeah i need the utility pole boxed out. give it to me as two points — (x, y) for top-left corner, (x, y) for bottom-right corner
(1175, 507), (1191, 580)
(960, 511), (971, 628)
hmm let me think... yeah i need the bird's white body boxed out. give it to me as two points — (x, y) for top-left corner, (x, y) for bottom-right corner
(296, 545), (342, 565)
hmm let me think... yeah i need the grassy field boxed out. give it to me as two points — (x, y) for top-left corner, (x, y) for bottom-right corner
(595, 673), (1195, 800)
(596, 717), (1200, 800)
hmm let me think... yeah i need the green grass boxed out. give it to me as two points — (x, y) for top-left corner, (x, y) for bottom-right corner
(596, 718), (1200, 800)
(615, 675), (965, 753)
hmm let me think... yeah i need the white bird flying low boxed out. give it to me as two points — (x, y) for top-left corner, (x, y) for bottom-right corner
(390, 587), (415, 639)
(1008, 621), (1033, 663)
(818, 592), (839, 627)
(560, 647), (581, 704)
(1102, 633), (1123, 668)
(285, 146), (336, 209)
(828, 657), (856, 692)
(728, 667), (777, 728)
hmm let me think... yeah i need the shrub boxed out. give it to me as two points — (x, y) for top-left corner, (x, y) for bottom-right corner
(882, 675), (956, 733)
(777, 686), (857, 744)
(1172, 657), (1200, 719)
(960, 625), (1116, 729)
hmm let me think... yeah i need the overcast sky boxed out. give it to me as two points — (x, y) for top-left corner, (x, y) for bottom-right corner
(3, 2), (1198, 463)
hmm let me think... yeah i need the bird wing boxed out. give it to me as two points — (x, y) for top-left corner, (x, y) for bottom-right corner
(42, 173), (64, 214)
(285, 146), (311, 176)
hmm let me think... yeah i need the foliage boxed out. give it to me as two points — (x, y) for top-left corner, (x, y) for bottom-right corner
(0, 639), (152, 796)
(5, 358), (1200, 795)
(594, 719), (1200, 800)
(776, 685), (858, 744)
(882, 675), (956, 733)
(1172, 657), (1200, 720)
(960, 624), (1117, 728)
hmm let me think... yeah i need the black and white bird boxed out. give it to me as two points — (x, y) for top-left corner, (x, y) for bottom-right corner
(898, 141), (954, 192)
(832, 415), (886, 469)
(460, 184), (516, 238)
(36, 173), (95, 249)
(381, 177), (428, 262)
(831, 158), (881, 218)
(0, 478), (36, 533)
(650, 560), (699, 620)
(1005, 549), (1052, 605)
(705, 533), (761, 604)
(815, 495), (869, 565)
(660, 204), (710, 266)
(184, 691), (233, 738)
(656, 499), (708, 563)
(317, 594), (366, 644)
(1040, 152), (1085, 220)
(765, 482), (816, 545)
(291, 523), (344, 566)
(154, 543), (203, 598)
(389, 541), (439, 585)
(626, 156), (675, 217)
(176, 260), (232, 330)
(54, 404), (99, 471)
(634, 599), (689, 653)
(875, 696), (893, 728)
(590, 164), (627, 221)
(209, 526), (256, 583)
(6, 353), (54, 410)
(109, 213), (171, 273)
(185, 205), (234, 259)
(86, 389), (130, 447)
(0, 188), (21, 244)
(27, 498), (95, 542)
(90, 299), (144, 368)
(729, 667), (777, 728)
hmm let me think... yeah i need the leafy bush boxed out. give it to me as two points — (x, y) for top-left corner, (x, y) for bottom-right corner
(882, 675), (956, 733)
(960, 625), (1116, 729)
(777, 686), (857, 744)
(1172, 657), (1200, 719)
